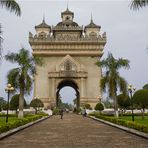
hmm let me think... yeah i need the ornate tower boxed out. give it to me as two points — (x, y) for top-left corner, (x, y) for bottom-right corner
(29, 8), (106, 109)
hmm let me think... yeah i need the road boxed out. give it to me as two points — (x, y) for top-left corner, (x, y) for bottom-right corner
(0, 114), (148, 148)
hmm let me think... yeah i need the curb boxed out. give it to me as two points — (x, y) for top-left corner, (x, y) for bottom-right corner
(88, 116), (148, 140)
(0, 116), (50, 140)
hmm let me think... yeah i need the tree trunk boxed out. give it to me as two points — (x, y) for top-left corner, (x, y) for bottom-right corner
(15, 107), (17, 117)
(18, 87), (24, 118)
(142, 108), (145, 120)
(113, 95), (119, 118)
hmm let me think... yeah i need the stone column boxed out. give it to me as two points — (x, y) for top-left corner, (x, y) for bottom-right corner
(33, 74), (36, 98)
(80, 78), (85, 98)
(51, 78), (56, 98)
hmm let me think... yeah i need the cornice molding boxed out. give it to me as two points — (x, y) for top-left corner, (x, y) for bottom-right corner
(33, 51), (103, 56)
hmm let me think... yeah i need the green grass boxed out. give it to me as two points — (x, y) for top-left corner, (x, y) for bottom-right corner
(0, 117), (19, 125)
(0, 114), (48, 134)
(119, 116), (148, 125)
(0, 114), (46, 126)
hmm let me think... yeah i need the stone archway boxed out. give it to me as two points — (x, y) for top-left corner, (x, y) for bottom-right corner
(29, 8), (106, 109)
(47, 54), (88, 108)
(56, 79), (80, 109)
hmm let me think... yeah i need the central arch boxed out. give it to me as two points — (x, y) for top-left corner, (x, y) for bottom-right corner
(56, 79), (80, 109)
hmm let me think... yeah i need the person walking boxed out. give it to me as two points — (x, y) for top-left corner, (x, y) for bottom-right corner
(82, 108), (87, 117)
(60, 109), (64, 119)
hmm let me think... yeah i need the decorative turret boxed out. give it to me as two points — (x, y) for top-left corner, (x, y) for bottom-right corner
(61, 6), (74, 21)
(84, 16), (101, 37)
(35, 18), (51, 37)
(53, 7), (83, 38)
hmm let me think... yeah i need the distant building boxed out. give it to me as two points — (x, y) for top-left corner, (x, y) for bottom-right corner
(29, 7), (106, 109)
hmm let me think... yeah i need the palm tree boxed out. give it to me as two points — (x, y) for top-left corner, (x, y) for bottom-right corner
(96, 53), (130, 117)
(130, 0), (148, 10)
(0, 0), (21, 58)
(5, 48), (42, 118)
(0, 0), (21, 16)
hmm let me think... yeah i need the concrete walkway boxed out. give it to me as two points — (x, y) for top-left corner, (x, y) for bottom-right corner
(0, 114), (148, 148)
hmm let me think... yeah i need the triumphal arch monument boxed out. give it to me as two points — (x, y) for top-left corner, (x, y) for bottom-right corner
(29, 8), (106, 108)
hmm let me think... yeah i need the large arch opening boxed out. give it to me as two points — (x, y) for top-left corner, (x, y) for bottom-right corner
(56, 79), (80, 110)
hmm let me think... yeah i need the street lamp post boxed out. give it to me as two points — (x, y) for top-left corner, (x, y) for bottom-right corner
(34, 97), (37, 114)
(98, 95), (102, 102)
(5, 84), (14, 123)
(128, 84), (136, 122)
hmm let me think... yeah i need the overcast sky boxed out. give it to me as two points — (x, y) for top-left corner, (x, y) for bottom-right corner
(0, 0), (148, 104)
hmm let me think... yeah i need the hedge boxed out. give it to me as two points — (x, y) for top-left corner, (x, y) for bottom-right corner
(0, 114), (46, 134)
(89, 112), (148, 133)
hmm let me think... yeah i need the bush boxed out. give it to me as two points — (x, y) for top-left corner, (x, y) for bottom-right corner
(52, 108), (60, 115)
(117, 94), (130, 110)
(133, 89), (148, 119)
(0, 114), (45, 134)
(30, 99), (44, 114)
(89, 112), (148, 133)
(84, 104), (92, 110)
(10, 94), (27, 114)
(95, 103), (104, 112)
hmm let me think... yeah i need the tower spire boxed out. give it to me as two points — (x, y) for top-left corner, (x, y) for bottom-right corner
(43, 13), (45, 23)
(67, 3), (69, 11)
(91, 13), (93, 23)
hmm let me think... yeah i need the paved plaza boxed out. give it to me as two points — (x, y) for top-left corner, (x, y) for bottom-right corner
(0, 114), (148, 148)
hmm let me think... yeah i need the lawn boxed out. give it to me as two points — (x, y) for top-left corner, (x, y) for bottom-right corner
(119, 116), (148, 125)
(0, 117), (19, 125)
(0, 114), (48, 134)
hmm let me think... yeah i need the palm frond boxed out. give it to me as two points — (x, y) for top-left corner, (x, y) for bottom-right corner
(96, 59), (108, 68)
(33, 56), (43, 66)
(5, 52), (18, 63)
(117, 76), (127, 95)
(130, 0), (148, 10)
(116, 58), (130, 70)
(6, 48), (42, 96)
(24, 75), (32, 95)
(0, 0), (21, 16)
(7, 68), (20, 89)
(100, 73), (109, 92)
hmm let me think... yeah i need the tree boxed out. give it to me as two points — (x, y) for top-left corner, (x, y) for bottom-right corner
(133, 89), (148, 119)
(10, 94), (26, 115)
(73, 98), (79, 107)
(143, 83), (148, 89)
(0, 1), (21, 58)
(102, 99), (113, 108)
(95, 103), (104, 114)
(117, 94), (130, 114)
(96, 52), (130, 117)
(84, 104), (92, 110)
(130, 0), (148, 10)
(30, 99), (44, 114)
(0, 97), (7, 111)
(5, 48), (42, 118)
(0, 0), (21, 16)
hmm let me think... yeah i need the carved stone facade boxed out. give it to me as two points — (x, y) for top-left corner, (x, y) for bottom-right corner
(29, 8), (106, 108)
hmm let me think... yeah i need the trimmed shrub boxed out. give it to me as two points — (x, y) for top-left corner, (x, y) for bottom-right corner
(10, 94), (26, 115)
(84, 104), (91, 110)
(95, 103), (104, 113)
(133, 89), (148, 119)
(30, 99), (44, 114)
(52, 108), (60, 115)
(89, 112), (148, 133)
(0, 114), (45, 134)
(117, 94), (130, 110)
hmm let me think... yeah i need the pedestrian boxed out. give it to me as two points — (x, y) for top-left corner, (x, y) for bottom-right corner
(82, 108), (87, 117)
(59, 109), (64, 119)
